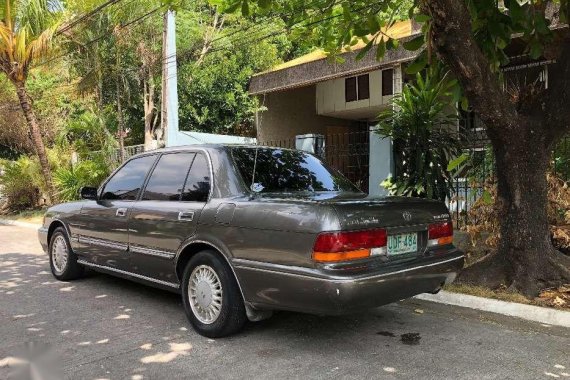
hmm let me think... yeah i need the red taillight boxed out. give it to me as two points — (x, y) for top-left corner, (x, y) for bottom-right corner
(428, 222), (453, 246)
(313, 229), (387, 262)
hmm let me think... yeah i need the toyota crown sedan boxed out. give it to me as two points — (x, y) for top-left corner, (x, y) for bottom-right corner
(38, 144), (464, 337)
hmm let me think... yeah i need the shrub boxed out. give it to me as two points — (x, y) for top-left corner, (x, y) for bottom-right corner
(54, 157), (111, 201)
(377, 67), (463, 201)
(0, 157), (42, 212)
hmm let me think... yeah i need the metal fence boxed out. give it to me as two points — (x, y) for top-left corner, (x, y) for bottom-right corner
(449, 133), (570, 228)
(83, 144), (146, 168)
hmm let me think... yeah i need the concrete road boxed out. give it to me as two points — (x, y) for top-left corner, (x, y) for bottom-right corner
(1, 224), (569, 380)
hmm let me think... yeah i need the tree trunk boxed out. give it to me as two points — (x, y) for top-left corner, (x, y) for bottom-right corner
(142, 63), (157, 151)
(459, 124), (570, 296)
(13, 80), (55, 205)
(422, 0), (570, 297)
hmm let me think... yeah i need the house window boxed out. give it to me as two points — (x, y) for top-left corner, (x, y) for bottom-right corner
(382, 69), (394, 96)
(345, 77), (357, 102)
(345, 74), (370, 102)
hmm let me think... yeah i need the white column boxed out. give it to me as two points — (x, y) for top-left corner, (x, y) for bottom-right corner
(163, 9), (179, 147)
(368, 127), (394, 196)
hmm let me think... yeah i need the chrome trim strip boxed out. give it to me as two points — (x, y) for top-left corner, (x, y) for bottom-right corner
(77, 260), (180, 289)
(130, 245), (175, 259)
(78, 236), (128, 251)
(233, 255), (465, 283)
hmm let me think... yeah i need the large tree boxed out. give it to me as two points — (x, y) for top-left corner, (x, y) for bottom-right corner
(229, 0), (570, 296)
(0, 0), (61, 203)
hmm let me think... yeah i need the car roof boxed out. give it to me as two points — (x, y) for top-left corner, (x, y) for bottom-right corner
(150, 143), (298, 154)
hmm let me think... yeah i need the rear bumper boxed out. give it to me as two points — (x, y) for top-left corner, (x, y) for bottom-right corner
(38, 226), (48, 253)
(234, 250), (464, 315)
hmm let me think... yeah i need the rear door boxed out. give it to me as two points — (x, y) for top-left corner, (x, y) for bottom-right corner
(75, 154), (157, 269)
(128, 152), (212, 283)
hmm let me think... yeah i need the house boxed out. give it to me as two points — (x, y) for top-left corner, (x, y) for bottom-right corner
(249, 20), (422, 195)
(249, 19), (561, 199)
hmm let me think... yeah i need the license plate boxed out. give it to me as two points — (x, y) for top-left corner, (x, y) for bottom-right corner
(387, 233), (418, 255)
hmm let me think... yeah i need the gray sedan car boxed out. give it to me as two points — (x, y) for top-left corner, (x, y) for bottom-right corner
(38, 144), (464, 337)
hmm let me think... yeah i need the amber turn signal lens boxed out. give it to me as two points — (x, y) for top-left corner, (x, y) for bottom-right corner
(313, 249), (370, 263)
(437, 235), (453, 245)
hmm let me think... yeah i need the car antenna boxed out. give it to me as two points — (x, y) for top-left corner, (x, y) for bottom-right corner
(250, 146), (259, 197)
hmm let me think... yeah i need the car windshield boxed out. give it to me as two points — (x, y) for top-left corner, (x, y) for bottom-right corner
(231, 147), (360, 193)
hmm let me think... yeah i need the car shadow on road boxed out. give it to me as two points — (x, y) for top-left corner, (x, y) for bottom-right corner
(1, 251), (407, 339)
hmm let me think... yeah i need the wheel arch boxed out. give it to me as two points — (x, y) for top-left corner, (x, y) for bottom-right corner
(174, 240), (246, 302)
(47, 219), (71, 244)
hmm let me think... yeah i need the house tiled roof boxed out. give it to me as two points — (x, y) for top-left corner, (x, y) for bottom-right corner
(249, 20), (421, 95)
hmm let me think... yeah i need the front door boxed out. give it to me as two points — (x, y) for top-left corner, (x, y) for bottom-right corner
(128, 152), (211, 283)
(75, 154), (157, 269)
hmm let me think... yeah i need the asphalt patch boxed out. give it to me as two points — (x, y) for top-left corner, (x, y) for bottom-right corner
(401, 332), (421, 345)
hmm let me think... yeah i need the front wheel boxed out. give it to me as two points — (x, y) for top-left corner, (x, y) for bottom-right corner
(181, 250), (247, 338)
(49, 227), (84, 281)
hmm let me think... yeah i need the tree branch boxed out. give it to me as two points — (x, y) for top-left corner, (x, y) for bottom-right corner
(420, 0), (520, 141)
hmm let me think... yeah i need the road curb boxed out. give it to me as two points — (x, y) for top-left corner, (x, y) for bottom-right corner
(416, 290), (570, 328)
(0, 218), (41, 229)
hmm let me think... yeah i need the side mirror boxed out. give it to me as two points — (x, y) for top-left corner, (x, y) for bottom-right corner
(80, 186), (98, 200)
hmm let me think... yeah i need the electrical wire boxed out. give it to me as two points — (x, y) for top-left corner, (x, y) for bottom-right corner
(56, 0), (126, 36)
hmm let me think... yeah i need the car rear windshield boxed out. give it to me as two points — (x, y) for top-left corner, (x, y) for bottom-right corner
(231, 147), (360, 193)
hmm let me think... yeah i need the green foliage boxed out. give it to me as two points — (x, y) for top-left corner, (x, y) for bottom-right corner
(57, 111), (118, 154)
(178, 31), (279, 135)
(377, 67), (462, 201)
(0, 156), (42, 211)
(53, 158), (110, 201)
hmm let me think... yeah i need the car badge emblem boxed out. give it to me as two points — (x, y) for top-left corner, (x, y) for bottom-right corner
(402, 211), (412, 221)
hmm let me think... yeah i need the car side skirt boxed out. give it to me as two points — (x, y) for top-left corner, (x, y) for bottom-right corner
(77, 259), (181, 293)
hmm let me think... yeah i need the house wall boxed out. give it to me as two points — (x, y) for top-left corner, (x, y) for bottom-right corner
(316, 69), (394, 117)
(256, 85), (353, 143)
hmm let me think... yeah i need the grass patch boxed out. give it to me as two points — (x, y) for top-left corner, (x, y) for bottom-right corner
(2, 209), (45, 224)
(446, 283), (570, 310)
(444, 283), (532, 305)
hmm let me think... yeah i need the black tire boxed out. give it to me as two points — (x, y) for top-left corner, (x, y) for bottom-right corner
(181, 250), (247, 338)
(49, 227), (84, 281)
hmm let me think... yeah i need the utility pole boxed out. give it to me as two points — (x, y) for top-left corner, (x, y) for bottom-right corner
(116, 50), (125, 163)
(160, 8), (179, 148)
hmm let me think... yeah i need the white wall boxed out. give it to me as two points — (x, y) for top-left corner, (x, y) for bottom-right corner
(168, 130), (256, 146)
(316, 69), (394, 118)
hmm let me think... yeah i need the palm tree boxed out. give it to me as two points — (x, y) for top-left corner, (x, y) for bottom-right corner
(0, 0), (60, 203)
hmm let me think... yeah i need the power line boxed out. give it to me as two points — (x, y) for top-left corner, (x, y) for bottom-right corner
(56, 0), (126, 36)
(173, 1), (378, 64)
(36, 5), (163, 68)
(168, 0), (338, 65)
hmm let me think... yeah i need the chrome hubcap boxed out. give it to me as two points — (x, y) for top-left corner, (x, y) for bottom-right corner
(188, 265), (223, 324)
(52, 235), (68, 274)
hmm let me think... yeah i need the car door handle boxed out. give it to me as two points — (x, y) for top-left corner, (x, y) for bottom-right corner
(116, 208), (127, 217)
(178, 211), (194, 221)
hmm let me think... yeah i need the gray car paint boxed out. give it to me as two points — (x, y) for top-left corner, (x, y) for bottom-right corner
(38, 144), (464, 316)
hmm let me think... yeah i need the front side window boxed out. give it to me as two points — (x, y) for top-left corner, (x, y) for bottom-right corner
(101, 155), (157, 200)
(231, 147), (360, 194)
(181, 154), (211, 202)
(142, 153), (196, 201)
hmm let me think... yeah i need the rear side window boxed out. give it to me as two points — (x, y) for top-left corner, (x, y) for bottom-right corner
(182, 153), (211, 202)
(142, 153), (195, 201)
(101, 155), (156, 200)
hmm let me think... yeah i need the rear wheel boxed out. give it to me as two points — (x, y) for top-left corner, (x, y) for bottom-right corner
(181, 250), (247, 338)
(49, 227), (84, 281)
